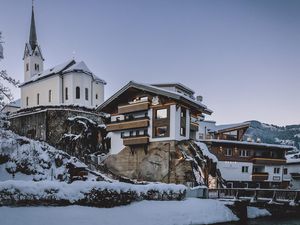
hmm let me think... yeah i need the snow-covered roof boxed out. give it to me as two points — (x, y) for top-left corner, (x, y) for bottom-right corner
(203, 139), (294, 150)
(208, 122), (250, 133)
(151, 83), (195, 95)
(97, 81), (213, 115)
(5, 99), (21, 108)
(19, 59), (106, 87)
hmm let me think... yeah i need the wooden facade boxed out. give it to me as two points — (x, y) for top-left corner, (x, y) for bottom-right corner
(123, 136), (149, 146)
(118, 101), (150, 114)
(106, 118), (149, 132)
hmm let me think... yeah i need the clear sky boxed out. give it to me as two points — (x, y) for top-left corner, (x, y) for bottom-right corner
(0, 0), (299, 126)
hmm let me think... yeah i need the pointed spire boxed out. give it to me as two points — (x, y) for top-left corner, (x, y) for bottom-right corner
(29, 0), (38, 50)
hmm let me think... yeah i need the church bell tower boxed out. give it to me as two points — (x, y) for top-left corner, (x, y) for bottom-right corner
(23, 2), (44, 82)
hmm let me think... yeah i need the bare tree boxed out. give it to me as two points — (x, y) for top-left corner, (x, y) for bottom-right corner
(0, 32), (20, 108)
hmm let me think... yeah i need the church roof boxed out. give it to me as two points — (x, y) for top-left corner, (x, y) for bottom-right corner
(29, 5), (38, 50)
(19, 59), (106, 87)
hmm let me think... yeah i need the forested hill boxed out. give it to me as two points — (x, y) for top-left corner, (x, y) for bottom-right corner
(243, 120), (300, 150)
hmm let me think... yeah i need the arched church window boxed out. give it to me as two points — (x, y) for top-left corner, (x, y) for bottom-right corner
(26, 97), (29, 106)
(37, 93), (40, 105)
(85, 88), (88, 100)
(95, 94), (98, 99)
(49, 90), (52, 102)
(76, 87), (80, 99)
(65, 87), (68, 100)
(26, 63), (29, 72)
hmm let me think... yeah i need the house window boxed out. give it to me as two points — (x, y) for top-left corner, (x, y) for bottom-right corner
(274, 168), (280, 174)
(48, 90), (52, 102)
(284, 168), (288, 175)
(26, 63), (29, 72)
(225, 148), (232, 156)
(155, 126), (168, 137)
(34, 64), (39, 71)
(180, 107), (186, 136)
(76, 87), (80, 99)
(242, 166), (249, 173)
(180, 127), (186, 136)
(37, 93), (40, 105)
(65, 87), (68, 100)
(85, 88), (88, 100)
(96, 94), (98, 99)
(26, 97), (29, 106)
(239, 150), (249, 157)
(144, 129), (148, 136)
(155, 108), (168, 119)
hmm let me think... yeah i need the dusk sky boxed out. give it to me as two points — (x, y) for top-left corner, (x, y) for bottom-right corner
(0, 0), (299, 126)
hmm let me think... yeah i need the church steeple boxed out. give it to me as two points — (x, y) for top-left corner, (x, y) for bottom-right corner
(23, 1), (44, 82)
(29, 3), (38, 50)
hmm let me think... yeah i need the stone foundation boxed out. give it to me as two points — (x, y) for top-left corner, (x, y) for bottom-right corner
(9, 107), (103, 147)
(104, 141), (202, 185)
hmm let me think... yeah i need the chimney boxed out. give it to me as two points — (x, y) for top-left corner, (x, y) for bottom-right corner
(196, 95), (203, 102)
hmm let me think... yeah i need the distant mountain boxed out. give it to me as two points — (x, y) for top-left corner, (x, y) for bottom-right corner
(243, 120), (300, 150)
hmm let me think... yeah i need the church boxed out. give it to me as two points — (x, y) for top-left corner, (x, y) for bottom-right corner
(19, 5), (106, 109)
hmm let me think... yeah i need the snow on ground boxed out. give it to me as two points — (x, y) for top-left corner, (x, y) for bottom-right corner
(0, 198), (238, 225)
(247, 206), (271, 219)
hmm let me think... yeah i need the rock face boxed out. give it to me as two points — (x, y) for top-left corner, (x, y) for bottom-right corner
(104, 140), (223, 186)
(9, 107), (104, 150)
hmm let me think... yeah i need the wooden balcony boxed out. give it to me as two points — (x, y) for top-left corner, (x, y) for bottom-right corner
(118, 101), (149, 114)
(252, 157), (286, 165)
(123, 136), (149, 146)
(106, 118), (149, 132)
(252, 172), (269, 181)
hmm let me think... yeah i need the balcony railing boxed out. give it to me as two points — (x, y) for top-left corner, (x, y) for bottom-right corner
(123, 135), (149, 146)
(106, 118), (149, 132)
(118, 101), (150, 114)
(252, 172), (269, 181)
(252, 157), (286, 165)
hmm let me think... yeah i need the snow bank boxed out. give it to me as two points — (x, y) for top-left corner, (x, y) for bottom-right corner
(0, 180), (186, 207)
(247, 206), (271, 219)
(0, 199), (238, 225)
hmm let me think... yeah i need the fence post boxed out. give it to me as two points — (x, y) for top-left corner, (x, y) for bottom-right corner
(217, 189), (220, 199)
(272, 190), (277, 202)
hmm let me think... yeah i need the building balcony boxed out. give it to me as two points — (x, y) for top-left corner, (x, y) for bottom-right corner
(252, 172), (269, 181)
(251, 157), (286, 165)
(190, 122), (199, 131)
(106, 118), (149, 132)
(118, 101), (150, 114)
(123, 135), (149, 146)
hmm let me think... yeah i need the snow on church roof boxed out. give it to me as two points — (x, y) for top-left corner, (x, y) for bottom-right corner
(20, 59), (106, 87)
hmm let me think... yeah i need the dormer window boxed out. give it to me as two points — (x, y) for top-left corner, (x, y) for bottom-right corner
(35, 52), (39, 56)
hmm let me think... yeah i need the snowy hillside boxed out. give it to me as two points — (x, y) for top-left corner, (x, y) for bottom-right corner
(243, 120), (300, 150)
(0, 114), (105, 182)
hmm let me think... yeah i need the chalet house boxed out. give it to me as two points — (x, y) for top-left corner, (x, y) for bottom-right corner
(97, 81), (212, 154)
(199, 121), (294, 189)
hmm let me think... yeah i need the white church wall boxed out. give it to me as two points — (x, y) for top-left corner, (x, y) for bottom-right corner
(93, 82), (105, 108)
(21, 75), (62, 108)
